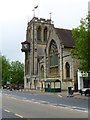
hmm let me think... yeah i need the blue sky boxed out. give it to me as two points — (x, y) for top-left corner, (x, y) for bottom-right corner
(0, 0), (89, 63)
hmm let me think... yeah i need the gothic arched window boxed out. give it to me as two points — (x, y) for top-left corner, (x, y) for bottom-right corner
(66, 62), (70, 78)
(44, 27), (47, 42)
(37, 26), (41, 41)
(41, 65), (44, 79)
(49, 40), (58, 67)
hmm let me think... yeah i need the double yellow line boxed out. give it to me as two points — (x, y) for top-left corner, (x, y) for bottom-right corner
(15, 114), (24, 118)
(4, 109), (10, 113)
(4, 109), (24, 118)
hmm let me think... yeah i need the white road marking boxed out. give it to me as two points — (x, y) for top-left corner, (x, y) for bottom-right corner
(22, 97), (27, 100)
(7, 96), (17, 100)
(3, 92), (88, 113)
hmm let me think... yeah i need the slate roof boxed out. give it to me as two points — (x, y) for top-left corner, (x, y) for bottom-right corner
(37, 28), (75, 58)
(55, 28), (75, 48)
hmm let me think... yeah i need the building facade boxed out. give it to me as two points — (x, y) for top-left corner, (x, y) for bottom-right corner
(21, 17), (79, 91)
(78, 70), (89, 90)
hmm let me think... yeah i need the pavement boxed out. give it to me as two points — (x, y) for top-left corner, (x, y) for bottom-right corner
(17, 89), (89, 100)
(58, 91), (89, 100)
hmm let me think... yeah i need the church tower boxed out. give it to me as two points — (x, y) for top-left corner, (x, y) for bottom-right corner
(23, 17), (52, 89)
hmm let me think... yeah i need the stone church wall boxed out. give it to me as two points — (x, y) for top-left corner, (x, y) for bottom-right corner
(23, 17), (78, 91)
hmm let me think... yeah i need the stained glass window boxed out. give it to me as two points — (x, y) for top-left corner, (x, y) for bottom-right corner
(49, 40), (58, 67)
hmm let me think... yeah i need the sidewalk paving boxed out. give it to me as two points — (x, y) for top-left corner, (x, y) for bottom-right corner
(57, 91), (89, 100)
(18, 89), (89, 100)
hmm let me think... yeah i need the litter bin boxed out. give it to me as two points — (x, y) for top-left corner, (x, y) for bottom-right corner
(68, 87), (73, 96)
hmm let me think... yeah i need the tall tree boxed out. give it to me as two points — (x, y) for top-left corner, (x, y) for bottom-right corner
(71, 14), (90, 76)
(2, 56), (11, 85)
(10, 61), (24, 84)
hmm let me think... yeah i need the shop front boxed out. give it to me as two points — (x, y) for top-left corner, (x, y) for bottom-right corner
(78, 70), (89, 90)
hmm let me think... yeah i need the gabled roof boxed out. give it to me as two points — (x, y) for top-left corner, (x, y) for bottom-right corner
(55, 28), (75, 48)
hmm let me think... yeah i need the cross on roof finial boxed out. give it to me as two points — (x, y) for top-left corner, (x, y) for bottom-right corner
(49, 12), (52, 20)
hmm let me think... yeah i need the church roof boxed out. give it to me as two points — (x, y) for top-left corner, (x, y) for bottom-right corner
(55, 28), (75, 48)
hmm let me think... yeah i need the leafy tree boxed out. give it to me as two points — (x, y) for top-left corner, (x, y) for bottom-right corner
(71, 13), (90, 76)
(10, 61), (24, 84)
(2, 56), (11, 85)
(1, 55), (24, 85)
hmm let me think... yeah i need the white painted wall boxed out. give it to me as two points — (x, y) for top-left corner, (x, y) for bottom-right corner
(78, 70), (88, 90)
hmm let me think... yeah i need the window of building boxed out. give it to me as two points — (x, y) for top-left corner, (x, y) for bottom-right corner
(27, 78), (28, 83)
(49, 40), (58, 67)
(44, 27), (47, 42)
(41, 66), (44, 79)
(37, 26), (41, 41)
(66, 62), (70, 78)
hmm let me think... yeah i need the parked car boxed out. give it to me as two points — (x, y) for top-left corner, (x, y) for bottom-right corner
(7, 86), (13, 91)
(80, 88), (90, 96)
(19, 86), (24, 89)
(3, 85), (7, 89)
(14, 85), (19, 90)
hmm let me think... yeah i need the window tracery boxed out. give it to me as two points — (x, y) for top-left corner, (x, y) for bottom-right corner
(49, 40), (58, 75)
(49, 40), (58, 67)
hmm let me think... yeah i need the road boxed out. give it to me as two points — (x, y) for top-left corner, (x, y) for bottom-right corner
(2, 90), (88, 118)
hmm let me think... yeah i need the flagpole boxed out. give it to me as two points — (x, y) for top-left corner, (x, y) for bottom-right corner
(32, 8), (35, 18)
(32, 5), (38, 18)
(38, 4), (39, 19)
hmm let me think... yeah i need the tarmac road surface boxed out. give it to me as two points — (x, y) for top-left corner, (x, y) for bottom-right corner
(2, 90), (88, 118)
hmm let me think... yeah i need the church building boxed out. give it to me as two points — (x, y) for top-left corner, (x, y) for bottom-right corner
(21, 17), (79, 92)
